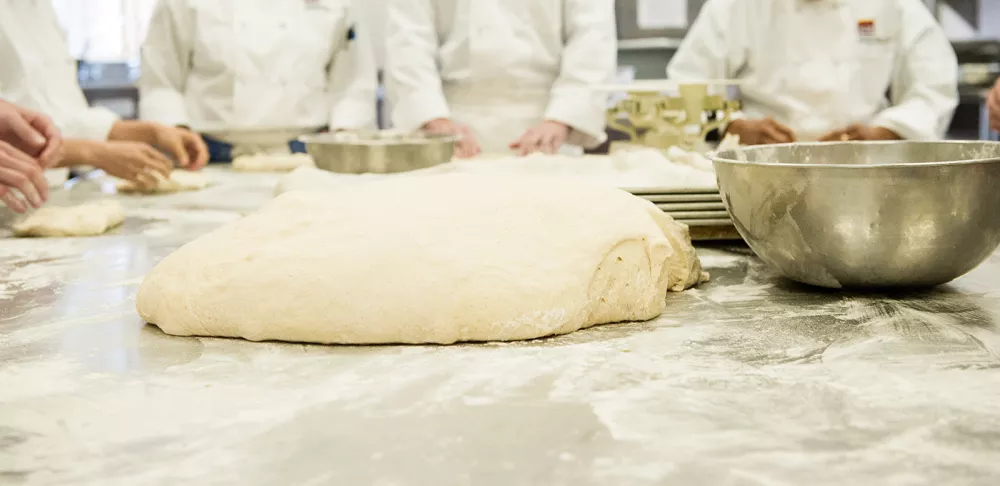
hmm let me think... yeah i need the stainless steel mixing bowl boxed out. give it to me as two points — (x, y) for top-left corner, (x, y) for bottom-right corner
(299, 131), (459, 174)
(711, 141), (1000, 288)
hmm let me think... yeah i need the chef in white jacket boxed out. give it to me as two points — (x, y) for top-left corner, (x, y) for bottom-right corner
(385, 0), (617, 157)
(140, 0), (377, 162)
(0, 0), (208, 188)
(668, 0), (959, 144)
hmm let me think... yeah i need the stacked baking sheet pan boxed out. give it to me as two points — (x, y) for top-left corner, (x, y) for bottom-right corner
(624, 186), (740, 241)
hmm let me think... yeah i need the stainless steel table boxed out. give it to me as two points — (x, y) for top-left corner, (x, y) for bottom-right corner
(2, 168), (999, 485)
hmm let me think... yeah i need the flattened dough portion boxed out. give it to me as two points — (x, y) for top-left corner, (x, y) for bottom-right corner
(117, 171), (209, 194)
(13, 200), (125, 237)
(233, 153), (314, 172)
(137, 174), (707, 345)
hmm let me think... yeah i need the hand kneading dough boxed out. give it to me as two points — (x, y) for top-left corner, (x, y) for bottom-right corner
(232, 153), (314, 172)
(13, 201), (125, 237)
(117, 171), (209, 194)
(137, 174), (708, 344)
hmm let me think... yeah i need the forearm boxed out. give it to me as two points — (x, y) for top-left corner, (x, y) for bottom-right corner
(55, 139), (105, 167)
(107, 120), (157, 144)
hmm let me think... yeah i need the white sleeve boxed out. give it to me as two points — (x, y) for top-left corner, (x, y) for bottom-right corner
(667, 0), (747, 125)
(328, 3), (378, 130)
(138, 0), (193, 127)
(0, 89), (112, 143)
(0, 2), (119, 141)
(870, 3), (958, 141)
(385, 0), (449, 131)
(666, 0), (742, 82)
(544, 0), (617, 149)
(60, 107), (120, 141)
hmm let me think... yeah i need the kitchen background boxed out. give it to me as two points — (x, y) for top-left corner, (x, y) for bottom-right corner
(54, 0), (1000, 139)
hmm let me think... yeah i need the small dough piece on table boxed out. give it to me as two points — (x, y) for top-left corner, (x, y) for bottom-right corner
(45, 168), (70, 187)
(117, 171), (210, 194)
(232, 153), (315, 172)
(138, 174), (708, 345)
(12, 200), (125, 237)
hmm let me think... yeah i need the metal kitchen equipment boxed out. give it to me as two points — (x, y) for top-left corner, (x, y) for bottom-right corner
(596, 80), (742, 152)
(712, 141), (1000, 288)
(195, 125), (325, 152)
(623, 186), (738, 240)
(299, 131), (460, 174)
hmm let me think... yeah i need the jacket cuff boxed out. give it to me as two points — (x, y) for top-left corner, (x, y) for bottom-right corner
(545, 94), (607, 149)
(331, 98), (377, 131)
(870, 107), (936, 141)
(64, 107), (120, 141)
(139, 88), (190, 127)
(392, 92), (450, 131)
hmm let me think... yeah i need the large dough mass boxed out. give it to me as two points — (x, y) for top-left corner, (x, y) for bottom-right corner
(137, 174), (707, 344)
(13, 200), (125, 237)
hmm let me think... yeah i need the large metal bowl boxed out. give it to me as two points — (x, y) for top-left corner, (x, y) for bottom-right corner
(711, 141), (1000, 288)
(299, 131), (459, 174)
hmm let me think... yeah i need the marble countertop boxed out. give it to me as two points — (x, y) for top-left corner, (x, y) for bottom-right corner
(1, 168), (999, 485)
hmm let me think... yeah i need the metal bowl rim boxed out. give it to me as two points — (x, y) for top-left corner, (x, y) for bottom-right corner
(710, 140), (1000, 169)
(298, 132), (462, 146)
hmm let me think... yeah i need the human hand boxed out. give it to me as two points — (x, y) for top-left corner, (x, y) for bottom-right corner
(509, 120), (570, 156)
(0, 100), (62, 167)
(108, 121), (209, 169)
(422, 118), (481, 158)
(0, 140), (48, 213)
(153, 125), (208, 170)
(818, 124), (901, 142)
(989, 79), (1000, 133)
(726, 118), (796, 145)
(78, 140), (173, 189)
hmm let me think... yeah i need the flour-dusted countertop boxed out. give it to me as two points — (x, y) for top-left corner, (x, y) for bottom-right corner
(1, 168), (1000, 485)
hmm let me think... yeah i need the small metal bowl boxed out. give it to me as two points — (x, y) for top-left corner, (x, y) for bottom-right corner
(711, 141), (1000, 288)
(299, 130), (459, 174)
(196, 124), (325, 147)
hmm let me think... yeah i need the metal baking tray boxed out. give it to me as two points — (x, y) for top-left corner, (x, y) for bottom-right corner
(664, 210), (732, 220)
(671, 218), (734, 227)
(624, 186), (719, 195)
(654, 202), (727, 211)
(639, 193), (724, 203)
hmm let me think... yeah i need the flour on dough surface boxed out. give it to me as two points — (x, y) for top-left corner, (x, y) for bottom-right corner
(232, 153), (314, 172)
(117, 171), (210, 194)
(12, 200), (125, 237)
(138, 174), (707, 345)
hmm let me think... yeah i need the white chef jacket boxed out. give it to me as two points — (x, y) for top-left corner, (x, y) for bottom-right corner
(0, 0), (120, 141)
(668, 0), (958, 141)
(385, 0), (617, 153)
(140, 0), (377, 131)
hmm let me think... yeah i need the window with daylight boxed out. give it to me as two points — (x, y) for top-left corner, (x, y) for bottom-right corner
(50, 0), (158, 63)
